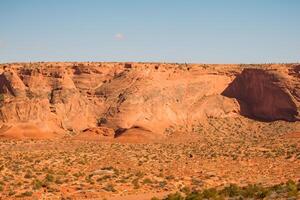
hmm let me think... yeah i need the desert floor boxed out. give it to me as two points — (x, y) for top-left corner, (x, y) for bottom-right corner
(0, 118), (299, 200)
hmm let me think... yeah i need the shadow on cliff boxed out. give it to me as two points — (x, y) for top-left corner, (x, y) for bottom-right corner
(222, 68), (299, 122)
(0, 73), (16, 96)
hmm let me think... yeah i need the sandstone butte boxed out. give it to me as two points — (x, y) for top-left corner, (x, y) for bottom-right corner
(0, 62), (299, 141)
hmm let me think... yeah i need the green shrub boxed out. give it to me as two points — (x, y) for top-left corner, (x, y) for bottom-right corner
(271, 183), (285, 193)
(0, 93), (4, 106)
(286, 180), (298, 197)
(185, 191), (203, 200)
(45, 174), (54, 182)
(153, 181), (299, 200)
(32, 179), (42, 190)
(241, 184), (261, 198)
(163, 192), (184, 200)
(180, 186), (191, 195)
(202, 188), (218, 199)
(256, 188), (270, 199)
(142, 178), (153, 184)
(221, 183), (240, 197)
(0, 93), (4, 102)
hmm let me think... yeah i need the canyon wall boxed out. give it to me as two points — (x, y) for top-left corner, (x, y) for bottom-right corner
(0, 62), (299, 139)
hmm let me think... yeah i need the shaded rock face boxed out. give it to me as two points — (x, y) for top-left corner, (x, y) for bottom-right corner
(0, 62), (299, 139)
(0, 66), (95, 136)
(222, 68), (299, 122)
(0, 71), (26, 97)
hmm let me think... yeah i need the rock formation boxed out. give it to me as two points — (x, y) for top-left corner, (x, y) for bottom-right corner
(222, 67), (300, 121)
(0, 62), (299, 139)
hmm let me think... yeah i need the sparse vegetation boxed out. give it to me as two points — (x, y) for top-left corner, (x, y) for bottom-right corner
(0, 115), (298, 198)
(157, 181), (299, 200)
(32, 179), (43, 190)
(16, 191), (33, 197)
(102, 184), (116, 192)
(97, 117), (107, 126)
(0, 93), (4, 106)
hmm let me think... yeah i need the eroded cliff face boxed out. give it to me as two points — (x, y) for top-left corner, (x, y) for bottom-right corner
(222, 68), (300, 121)
(0, 62), (299, 139)
(95, 66), (240, 136)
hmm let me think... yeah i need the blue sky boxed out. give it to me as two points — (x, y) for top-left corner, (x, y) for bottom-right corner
(0, 0), (299, 63)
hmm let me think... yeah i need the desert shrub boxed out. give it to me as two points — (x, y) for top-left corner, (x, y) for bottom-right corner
(102, 184), (116, 192)
(163, 192), (184, 200)
(8, 189), (16, 196)
(271, 183), (285, 193)
(0, 93), (4, 106)
(220, 183), (240, 197)
(85, 174), (94, 182)
(45, 174), (54, 182)
(255, 188), (270, 199)
(166, 175), (175, 180)
(241, 184), (270, 199)
(26, 90), (34, 99)
(180, 186), (191, 195)
(185, 191), (203, 200)
(32, 179), (42, 190)
(47, 186), (59, 193)
(97, 117), (107, 126)
(17, 191), (33, 197)
(24, 172), (33, 179)
(136, 171), (145, 178)
(191, 178), (203, 186)
(97, 175), (111, 182)
(55, 178), (64, 185)
(132, 178), (140, 189)
(142, 178), (153, 184)
(202, 188), (219, 199)
(101, 166), (114, 170)
(151, 197), (160, 200)
(286, 179), (298, 197)
(159, 181), (167, 188)
(124, 63), (132, 68)
(154, 181), (299, 200)
(73, 172), (84, 178)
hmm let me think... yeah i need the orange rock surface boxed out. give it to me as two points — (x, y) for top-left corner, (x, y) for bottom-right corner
(0, 62), (299, 140)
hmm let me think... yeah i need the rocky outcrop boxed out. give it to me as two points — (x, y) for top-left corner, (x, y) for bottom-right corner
(0, 70), (26, 97)
(95, 68), (240, 135)
(222, 68), (300, 122)
(0, 62), (299, 139)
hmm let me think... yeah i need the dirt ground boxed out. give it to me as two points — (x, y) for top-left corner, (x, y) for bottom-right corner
(0, 117), (299, 200)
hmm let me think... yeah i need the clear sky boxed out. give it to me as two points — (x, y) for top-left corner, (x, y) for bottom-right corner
(0, 0), (299, 63)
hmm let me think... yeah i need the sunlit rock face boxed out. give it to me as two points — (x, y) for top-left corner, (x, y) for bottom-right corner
(0, 62), (299, 139)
